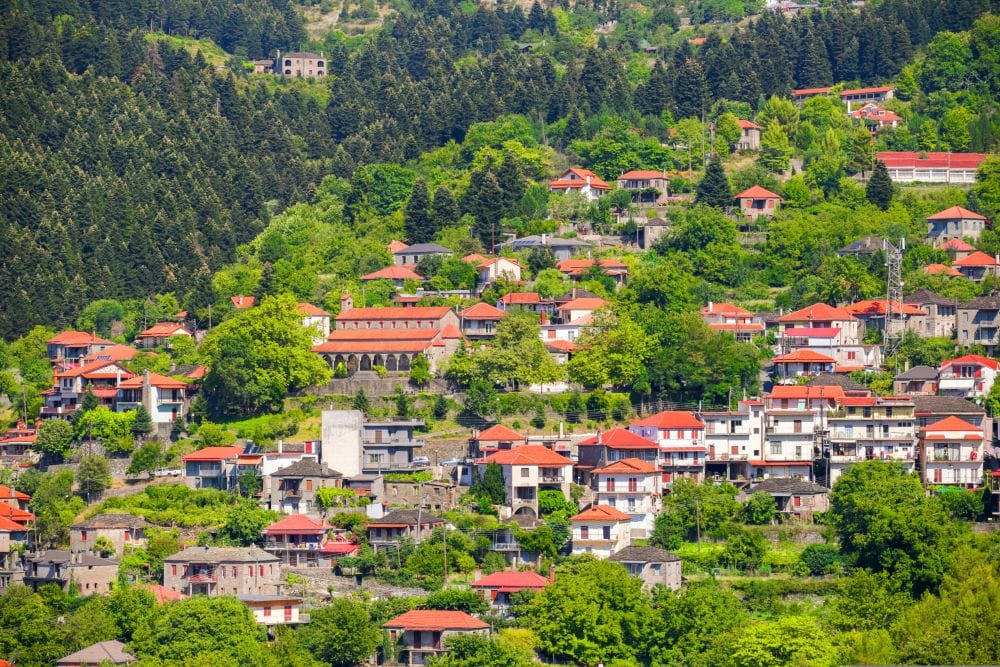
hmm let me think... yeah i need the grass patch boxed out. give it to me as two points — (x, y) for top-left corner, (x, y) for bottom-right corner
(248, 73), (332, 106)
(92, 484), (244, 527)
(145, 32), (230, 67)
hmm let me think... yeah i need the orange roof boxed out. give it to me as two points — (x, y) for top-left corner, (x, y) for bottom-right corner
(846, 299), (927, 316)
(47, 331), (112, 346)
(0, 504), (33, 522)
(545, 339), (578, 353)
(313, 340), (434, 354)
(735, 185), (781, 200)
(475, 424), (525, 442)
(182, 446), (243, 462)
(766, 385), (846, 400)
(472, 570), (551, 589)
(463, 253), (488, 263)
(297, 303), (330, 317)
(840, 85), (895, 96)
(388, 240), (409, 253)
(556, 297), (607, 311)
(929, 206), (987, 221)
(327, 329), (440, 342)
(55, 360), (130, 379)
(136, 583), (187, 604)
(571, 504), (631, 522)
(688, 37), (706, 45)
(0, 485), (30, 502)
(384, 610), (489, 632)
(441, 324), (463, 339)
(361, 266), (424, 281)
(938, 238), (977, 252)
(549, 168), (612, 191)
(579, 428), (658, 449)
(482, 445), (572, 466)
(778, 303), (856, 322)
(793, 86), (833, 96)
(477, 257), (520, 269)
(923, 416), (981, 432)
(336, 306), (452, 321)
(942, 354), (999, 370)
(138, 322), (190, 338)
(82, 344), (138, 363)
(118, 372), (187, 389)
(953, 251), (998, 267)
(230, 295), (255, 309)
(701, 302), (752, 316)
(619, 170), (666, 180)
(0, 516), (27, 532)
(631, 411), (704, 429)
(499, 292), (542, 305)
(593, 458), (658, 474)
(265, 515), (330, 534)
(737, 119), (760, 130)
(461, 303), (507, 320)
(772, 349), (836, 363)
(923, 263), (962, 277)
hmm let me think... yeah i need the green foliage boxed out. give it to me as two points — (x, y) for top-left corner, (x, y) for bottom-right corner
(216, 502), (277, 546)
(568, 308), (656, 388)
(409, 354), (432, 388)
(695, 153), (732, 209)
(96, 484), (244, 527)
(237, 467), (262, 498)
(710, 615), (839, 667)
(463, 379), (499, 419)
(654, 580), (747, 662)
(298, 598), (382, 667)
(77, 454), (112, 498)
(132, 405), (154, 437)
(759, 120), (792, 173)
(76, 407), (137, 456)
(721, 525), (767, 573)
(127, 440), (162, 476)
(30, 469), (85, 547)
(421, 588), (490, 615)
(465, 311), (563, 389)
(741, 492), (777, 525)
(0, 585), (65, 666)
(430, 633), (534, 666)
(33, 419), (74, 462)
(537, 489), (576, 516)
(799, 543), (842, 575)
(471, 462), (507, 505)
(936, 487), (983, 520)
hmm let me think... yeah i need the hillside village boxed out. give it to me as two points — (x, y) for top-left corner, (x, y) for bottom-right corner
(2, 0), (1000, 664)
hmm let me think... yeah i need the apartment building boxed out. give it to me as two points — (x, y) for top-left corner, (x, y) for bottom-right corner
(825, 396), (917, 486)
(629, 411), (706, 486)
(957, 295), (1000, 355)
(701, 400), (765, 481)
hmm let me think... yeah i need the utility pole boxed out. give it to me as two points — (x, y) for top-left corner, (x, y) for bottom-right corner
(883, 238), (906, 365)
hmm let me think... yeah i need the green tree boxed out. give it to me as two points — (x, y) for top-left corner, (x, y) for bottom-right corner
(695, 153), (732, 209)
(970, 155), (1000, 223)
(470, 311), (563, 390)
(409, 354), (432, 388)
(298, 598), (381, 667)
(799, 543), (842, 575)
(463, 379), (498, 419)
(430, 634), (534, 667)
(715, 113), (742, 149)
(741, 492), (777, 525)
(33, 419), (74, 462)
(711, 615), (838, 667)
(421, 588), (489, 614)
(568, 309), (656, 389)
(92, 535), (116, 557)
(758, 120), (792, 173)
(432, 394), (448, 420)
(866, 160), (894, 210)
(721, 526), (767, 572)
(132, 405), (153, 439)
(352, 389), (370, 415)
(0, 585), (65, 666)
(29, 470), (84, 547)
(238, 468), (262, 498)
(538, 488), (576, 515)
(80, 388), (100, 414)
(77, 455), (112, 499)
(217, 502), (276, 546)
(431, 185), (460, 230)
(471, 461), (507, 505)
(655, 580), (747, 662)
(127, 440), (162, 476)
(405, 178), (436, 244)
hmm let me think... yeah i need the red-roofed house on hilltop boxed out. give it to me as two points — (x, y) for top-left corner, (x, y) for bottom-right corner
(478, 446), (574, 522)
(459, 302), (507, 339)
(775, 302), (881, 372)
(136, 322), (193, 349)
(471, 570), (552, 610)
(918, 416), (984, 487)
(116, 370), (189, 428)
(46, 331), (113, 368)
(570, 504), (631, 558)
(469, 424), (527, 457)
(262, 515), (356, 568)
(735, 119), (761, 151)
(616, 170), (670, 203)
(383, 610), (490, 666)
(577, 428), (659, 475)
(700, 302), (764, 342)
(630, 411), (706, 486)
(549, 167), (611, 201)
(734, 186), (782, 221)
(927, 206), (990, 244)
(592, 459), (660, 539)
(877, 151), (989, 184)
(937, 237), (977, 262)
(44, 360), (133, 418)
(938, 354), (999, 399)
(230, 295), (255, 310)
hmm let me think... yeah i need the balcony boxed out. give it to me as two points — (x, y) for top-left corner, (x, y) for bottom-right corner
(540, 475), (564, 483)
(512, 497), (536, 507)
(184, 572), (217, 583)
(265, 541), (320, 550)
(40, 406), (74, 416)
(707, 453), (748, 461)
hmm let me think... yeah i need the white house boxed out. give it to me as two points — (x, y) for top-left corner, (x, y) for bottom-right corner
(239, 595), (306, 626)
(548, 168), (611, 201)
(115, 371), (188, 425)
(570, 504), (631, 558)
(591, 458), (660, 540)
(918, 416), (984, 487)
(297, 303), (331, 345)
(478, 445), (575, 522)
(938, 354), (999, 399)
(477, 257), (522, 286)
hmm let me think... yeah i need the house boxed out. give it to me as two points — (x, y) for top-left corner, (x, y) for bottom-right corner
(555, 297), (607, 323)
(778, 303), (863, 344)
(230, 295), (255, 309)
(739, 478), (829, 520)
(591, 458), (660, 539)
(477, 257), (522, 286)
(765, 384), (848, 411)
(938, 354), (999, 399)
(383, 610), (490, 666)
(700, 302), (764, 341)
(333, 297), (459, 332)
(838, 236), (884, 257)
(701, 400), (766, 482)
(952, 251), (999, 281)
(319, 411), (428, 477)
(497, 235), (592, 261)
(135, 322), (192, 349)
(893, 365), (939, 396)
(922, 263), (963, 277)
(135, 583), (186, 604)
(616, 170), (670, 203)
(0, 515), (29, 576)
(265, 459), (343, 514)
(497, 291), (555, 315)
(56, 640), (135, 666)
(548, 168), (611, 201)
(0, 426), (35, 457)
(116, 371), (189, 427)
(459, 302), (507, 339)
(163, 546), (281, 597)
(367, 509), (444, 552)
(470, 570), (551, 609)
(570, 504), (631, 558)
(957, 295), (1000, 353)
(927, 206), (990, 244)
(540, 312), (592, 345)
(388, 240), (409, 254)
(393, 243), (453, 266)
(478, 446), (575, 522)
(771, 349), (836, 379)
(70, 514), (147, 558)
(608, 546), (682, 590)
(44, 360), (133, 418)
(903, 289), (957, 338)
(544, 339), (577, 365)
(469, 424), (527, 458)
(876, 151), (989, 184)
(0, 484), (30, 512)
(755, 407), (816, 481)
(938, 237), (977, 262)
(384, 479), (458, 513)
(297, 303), (332, 345)
(556, 259), (629, 287)
(182, 446), (243, 490)
(826, 396), (917, 485)
(46, 331), (113, 368)
(911, 396), (987, 432)
(734, 186), (782, 221)
(630, 411), (706, 486)
(735, 119), (761, 150)
(360, 265), (424, 287)
(251, 58), (273, 73)
(849, 103), (901, 132)
(791, 86), (832, 104)
(275, 50), (326, 77)
(839, 85), (895, 110)
(23, 551), (118, 594)
(918, 416), (984, 488)
(845, 299), (928, 337)
(239, 595), (307, 625)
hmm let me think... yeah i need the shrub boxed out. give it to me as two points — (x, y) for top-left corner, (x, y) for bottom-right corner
(799, 543), (842, 576)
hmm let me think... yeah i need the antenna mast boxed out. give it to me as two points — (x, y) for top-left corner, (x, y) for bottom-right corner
(884, 237), (905, 361)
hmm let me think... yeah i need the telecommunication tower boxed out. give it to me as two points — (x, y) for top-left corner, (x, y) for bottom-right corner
(884, 237), (906, 359)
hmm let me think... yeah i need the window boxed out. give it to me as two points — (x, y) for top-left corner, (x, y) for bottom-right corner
(628, 477), (638, 492)
(580, 526), (589, 540)
(606, 478), (615, 492)
(306, 480), (313, 492)
(770, 442), (782, 455)
(171, 564), (177, 576)
(521, 467), (530, 478)
(249, 566), (253, 577)
(81, 530), (87, 541)
(651, 563), (661, 575)
(232, 566), (237, 577)
(793, 496), (801, 507)
(602, 526), (611, 540)
(259, 565), (264, 577)
(264, 606), (271, 617)
(793, 420), (802, 433)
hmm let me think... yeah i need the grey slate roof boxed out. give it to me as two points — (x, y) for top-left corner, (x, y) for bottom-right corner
(165, 546), (279, 564)
(499, 235), (591, 250)
(805, 373), (868, 392)
(270, 459), (343, 479)
(894, 365), (939, 381)
(368, 508), (443, 526)
(839, 236), (884, 255)
(749, 478), (828, 496)
(960, 294), (1000, 310)
(73, 513), (146, 530)
(58, 640), (135, 665)
(903, 289), (955, 306)
(27, 550), (118, 567)
(394, 243), (452, 255)
(609, 546), (680, 563)
(910, 395), (985, 415)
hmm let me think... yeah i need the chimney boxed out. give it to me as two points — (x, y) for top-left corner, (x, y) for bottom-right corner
(340, 293), (354, 313)
(708, 301), (713, 312)
(540, 311), (548, 325)
(278, 439), (283, 454)
(559, 422), (564, 438)
(548, 565), (555, 582)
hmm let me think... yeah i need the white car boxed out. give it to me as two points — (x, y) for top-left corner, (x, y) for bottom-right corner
(412, 456), (431, 466)
(440, 459), (461, 467)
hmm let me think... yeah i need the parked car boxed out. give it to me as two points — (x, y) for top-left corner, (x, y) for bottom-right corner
(440, 459), (461, 467)
(412, 456), (431, 466)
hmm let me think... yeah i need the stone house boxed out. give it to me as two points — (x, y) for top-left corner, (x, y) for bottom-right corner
(608, 546), (682, 590)
(23, 550), (119, 595)
(926, 205), (990, 244)
(393, 243), (453, 267)
(70, 514), (147, 558)
(275, 50), (326, 77)
(735, 119), (761, 150)
(739, 478), (829, 521)
(734, 186), (781, 221)
(383, 610), (490, 666)
(265, 458), (343, 514)
(903, 289), (957, 339)
(367, 509), (444, 552)
(163, 546), (281, 597)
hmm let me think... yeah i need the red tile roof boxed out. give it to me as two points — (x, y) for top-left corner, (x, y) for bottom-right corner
(549, 168), (611, 191)
(463, 253), (488, 263)
(778, 303), (856, 322)
(841, 85), (895, 96)
(82, 344), (138, 363)
(701, 302), (752, 316)
(782, 326), (840, 338)
(953, 251), (999, 267)
(766, 385), (847, 400)
(849, 104), (901, 123)
(792, 86), (832, 96)
(477, 257), (520, 270)
(499, 292), (541, 305)
(772, 349), (836, 363)
(461, 303), (507, 320)
(593, 458), (658, 474)
(482, 445), (572, 466)
(117, 372), (188, 389)
(441, 324), (463, 339)
(556, 297), (607, 311)
(181, 446), (243, 462)
(472, 570), (551, 590)
(619, 169), (666, 180)
(384, 610), (489, 632)
(327, 329), (440, 342)
(388, 240), (409, 253)
(631, 411), (704, 429)
(136, 583), (187, 604)
(361, 266), (424, 281)
(876, 152), (989, 170)
(47, 331), (112, 346)
(313, 340), (435, 354)
(737, 119), (760, 130)
(297, 303), (331, 317)
(138, 322), (190, 338)
(571, 504), (631, 522)
(320, 538), (360, 555)
(264, 515), (330, 535)
(938, 238), (977, 252)
(336, 307), (452, 321)
(942, 354), (999, 370)
(846, 299), (927, 317)
(0, 504), (34, 522)
(230, 295), (255, 309)
(579, 428), (658, 449)
(735, 185), (781, 200)
(923, 416), (981, 432)
(929, 206), (987, 221)
(923, 263), (963, 277)
(0, 516), (27, 532)
(475, 424), (525, 442)
(544, 339), (578, 353)
(55, 360), (131, 379)
(0, 485), (30, 501)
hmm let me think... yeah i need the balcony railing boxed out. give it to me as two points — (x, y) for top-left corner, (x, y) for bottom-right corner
(707, 453), (748, 461)
(540, 475), (564, 483)
(513, 497), (536, 506)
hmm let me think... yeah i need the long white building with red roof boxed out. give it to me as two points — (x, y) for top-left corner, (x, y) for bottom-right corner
(876, 151), (989, 184)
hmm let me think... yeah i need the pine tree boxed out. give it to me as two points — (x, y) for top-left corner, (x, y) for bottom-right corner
(564, 107), (583, 143)
(673, 59), (708, 119)
(759, 120), (792, 173)
(404, 178), (435, 244)
(432, 394), (448, 420)
(866, 161), (894, 211)
(467, 171), (505, 251)
(431, 186), (459, 229)
(353, 389), (370, 415)
(133, 405), (154, 439)
(80, 388), (99, 413)
(695, 154), (732, 209)
(498, 152), (527, 216)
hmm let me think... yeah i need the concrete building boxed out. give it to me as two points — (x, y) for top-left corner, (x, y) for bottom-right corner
(608, 546), (682, 590)
(393, 243), (453, 267)
(46, 331), (113, 368)
(701, 400), (766, 482)
(182, 445), (243, 490)
(297, 303), (332, 345)
(570, 504), (631, 559)
(264, 514), (357, 568)
(826, 396), (917, 485)
(938, 354), (999, 399)
(23, 550), (119, 595)
(630, 410), (707, 487)
(591, 458), (660, 540)
(877, 151), (989, 184)
(367, 509), (444, 552)
(918, 416), (984, 488)
(459, 302), (507, 340)
(478, 445), (574, 522)
(383, 610), (490, 666)
(903, 289), (957, 338)
(164, 546), (281, 597)
(953, 251), (1000, 281)
(548, 168), (611, 201)
(70, 514), (147, 558)
(115, 370), (189, 426)
(321, 411), (428, 476)
(240, 595), (307, 626)
(893, 365), (939, 396)
(957, 295), (1000, 354)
